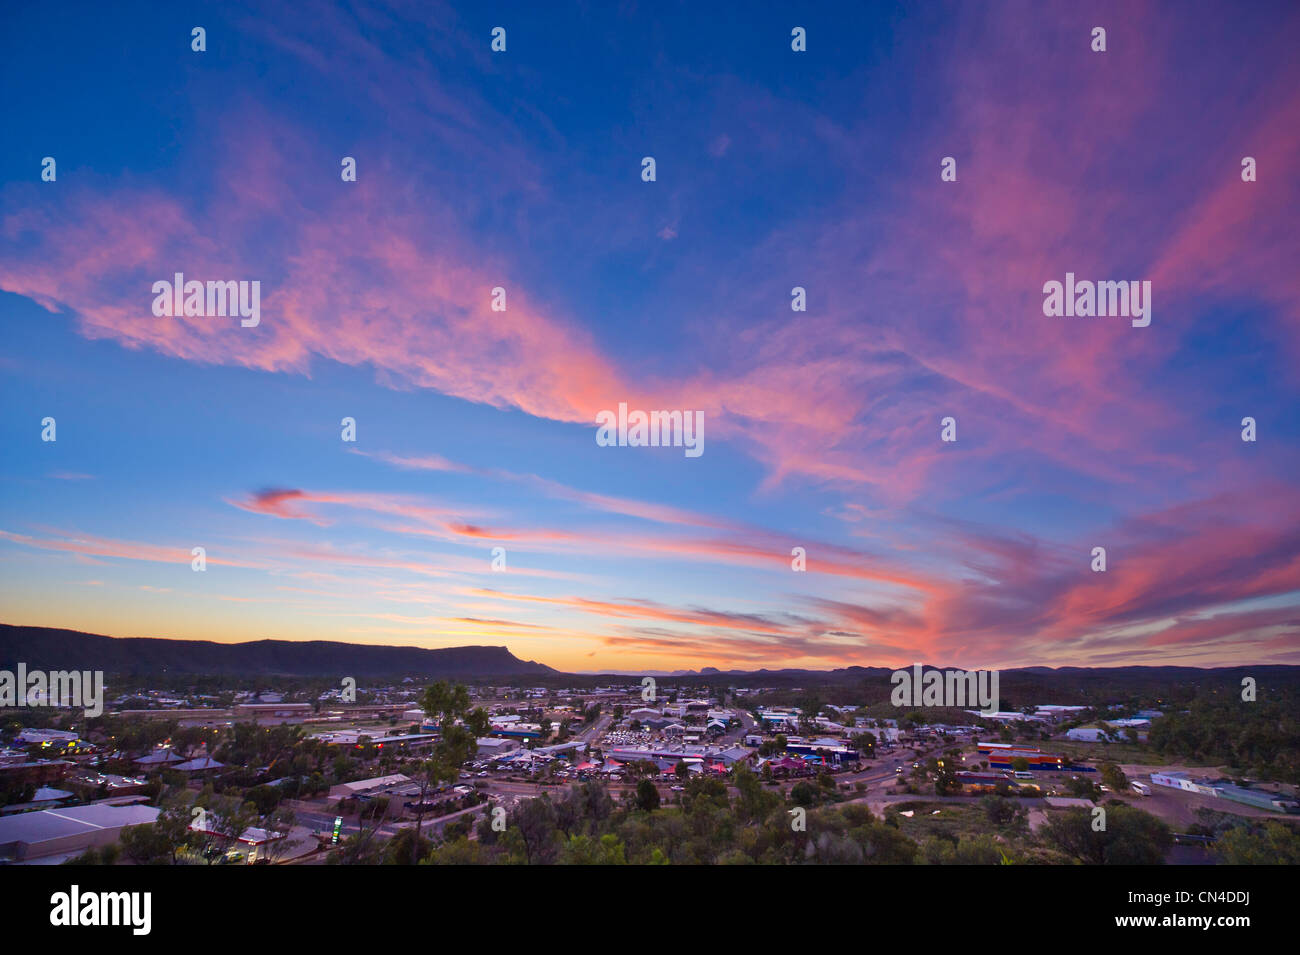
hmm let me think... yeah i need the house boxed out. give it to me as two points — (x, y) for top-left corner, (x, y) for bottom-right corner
(134, 749), (184, 768)
(173, 756), (225, 774)
(0, 786), (77, 815)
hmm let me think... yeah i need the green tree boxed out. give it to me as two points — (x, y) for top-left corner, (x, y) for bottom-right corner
(410, 681), (490, 863)
(153, 798), (196, 864)
(1215, 822), (1300, 865)
(635, 779), (660, 812)
(119, 823), (173, 865)
(1041, 805), (1172, 865)
(510, 795), (559, 864)
(790, 781), (818, 806)
(1099, 761), (1129, 792)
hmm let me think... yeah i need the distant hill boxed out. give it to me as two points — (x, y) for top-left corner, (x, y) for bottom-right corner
(564, 662), (1300, 703)
(0, 624), (556, 678)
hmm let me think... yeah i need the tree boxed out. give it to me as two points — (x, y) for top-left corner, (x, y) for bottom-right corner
(120, 823), (173, 865)
(1215, 822), (1300, 865)
(852, 731), (876, 757)
(790, 781), (818, 807)
(1099, 761), (1129, 792)
(933, 758), (960, 796)
(384, 825), (434, 865)
(635, 779), (660, 812)
(152, 798), (196, 864)
(562, 833), (627, 864)
(199, 795), (258, 864)
(256, 806), (298, 864)
(410, 681), (490, 863)
(1040, 805), (1171, 865)
(1066, 775), (1102, 800)
(980, 794), (1023, 829)
(511, 796), (559, 864)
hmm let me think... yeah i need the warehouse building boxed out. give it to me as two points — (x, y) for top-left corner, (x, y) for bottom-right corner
(0, 801), (160, 863)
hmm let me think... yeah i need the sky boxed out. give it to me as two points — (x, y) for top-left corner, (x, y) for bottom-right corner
(1, 0), (1298, 673)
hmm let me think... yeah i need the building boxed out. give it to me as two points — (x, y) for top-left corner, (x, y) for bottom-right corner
(328, 774), (412, 800)
(476, 737), (520, 757)
(535, 741), (586, 758)
(1150, 771), (1219, 796)
(1066, 728), (1109, 742)
(955, 771), (1012, 784)
(232, 702), (314, 722)
(172, 756), (225, 775)
(1034, 705), (1089, 720)
(1149, 772), (1299, 812)
(134, 749), (184, 768)
(756, 709), (801, 729)
(314, 731), (438, 752)
(785, 741), (859, 765)
(0, 756), (71, 787)
(1214, 784), (1300, 814)
(14, 728), (80, 747)
(970, 711), (1046, 722)
(0, 786), (77, 815)
(0, 802), (160, 863)
(977, 742), (1079, 771)
(491, 724), (542, 740)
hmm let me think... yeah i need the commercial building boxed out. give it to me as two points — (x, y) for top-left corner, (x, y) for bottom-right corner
(977, 742), (1081, 771)
(1214, 784), (1300, 814)
(1149, 772), (1300, 812)
(232, 702), (314, 722)
(785, 741), (859, 765)
(14, 728), (80, 747)
(476, 737), (520, 757)
(1034, 705), (1089, 720)
(1066, 728), (1109, 742)
(1149, 771), (1218, 796)
(328, 774), (412, 800)
(0, 801), (161, 863)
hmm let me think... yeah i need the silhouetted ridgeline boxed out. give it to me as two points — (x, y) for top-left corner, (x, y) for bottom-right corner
(0, 625), (556, 678)
(2, 625), (1297, 696)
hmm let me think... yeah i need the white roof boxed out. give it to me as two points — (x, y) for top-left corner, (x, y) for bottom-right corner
(337, 773), (411, 794)
(0, 803), (160, 848)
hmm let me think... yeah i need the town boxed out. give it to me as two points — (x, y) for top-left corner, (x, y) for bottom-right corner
(2, 672), (1295, 865)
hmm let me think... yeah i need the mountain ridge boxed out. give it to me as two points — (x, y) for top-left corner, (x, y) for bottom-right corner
(0, 624), (556, 677)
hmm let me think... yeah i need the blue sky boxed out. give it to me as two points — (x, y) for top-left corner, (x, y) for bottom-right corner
(2, 1), (1298, 671)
